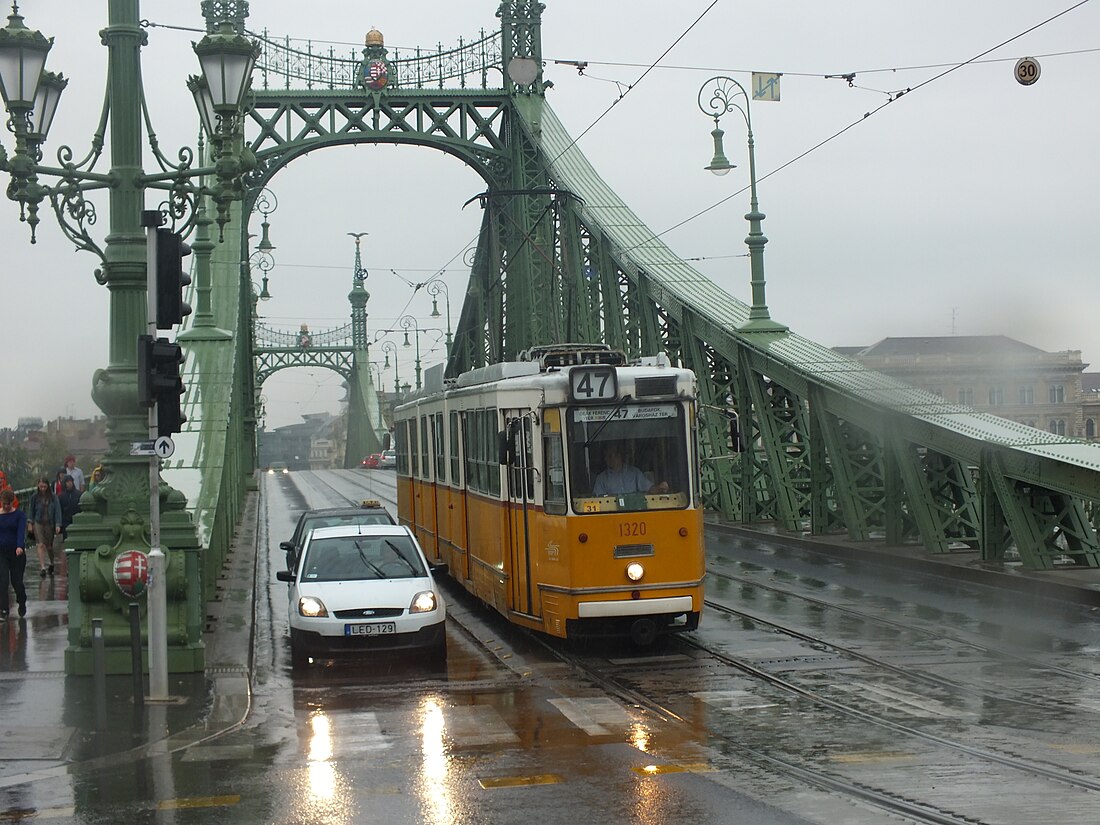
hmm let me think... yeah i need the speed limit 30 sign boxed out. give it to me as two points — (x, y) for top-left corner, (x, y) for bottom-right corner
(1014, 57), (1040, 86)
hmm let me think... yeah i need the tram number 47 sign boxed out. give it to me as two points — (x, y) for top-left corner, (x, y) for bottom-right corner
(1014, 57), (1040, 86)
(570, 366), (618, 403)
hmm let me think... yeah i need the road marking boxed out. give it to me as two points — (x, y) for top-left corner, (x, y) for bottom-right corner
(479, 774), (563, 789)
(548, 697), (632, 735)
(329, 712), (392, 754)
(633, 762), (712, 775)
(157, 795), (240, 810)
(443, 706), (519, 746)
(689, 689), (781, 711)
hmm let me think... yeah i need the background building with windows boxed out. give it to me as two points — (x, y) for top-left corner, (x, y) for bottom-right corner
(834, 336), (1096, 440)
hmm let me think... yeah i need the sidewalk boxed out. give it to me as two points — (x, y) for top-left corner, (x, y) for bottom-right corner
(707, 518), (1100, 608)
(0, 492), (258, 789)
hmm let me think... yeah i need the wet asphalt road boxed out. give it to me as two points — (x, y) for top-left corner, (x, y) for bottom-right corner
(1, 469), (1099, 824)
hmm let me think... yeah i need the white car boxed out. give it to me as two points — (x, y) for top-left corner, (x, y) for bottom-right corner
(378, 449), (397, 469)
(276, 524), (447, 668)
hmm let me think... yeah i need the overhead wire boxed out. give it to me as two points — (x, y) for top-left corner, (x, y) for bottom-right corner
(622, 0), (1094, 253)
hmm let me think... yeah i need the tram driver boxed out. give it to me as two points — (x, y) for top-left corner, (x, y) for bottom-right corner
(592, 442), (669, 496)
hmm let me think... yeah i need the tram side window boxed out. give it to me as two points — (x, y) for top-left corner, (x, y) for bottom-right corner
(486, 409), (501, 497)
(434, 412), (446, 483)
(419, 416), (430, 479)
(395, 421), (408, 474)
(543, 426), (566, 515)
(449, 412), (461, 486)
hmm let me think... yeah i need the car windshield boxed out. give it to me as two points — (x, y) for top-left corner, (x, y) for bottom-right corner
(300, 535), (426, 582)
(302, 513), (392, 535)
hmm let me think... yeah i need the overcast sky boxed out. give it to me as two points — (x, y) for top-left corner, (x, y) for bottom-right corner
(2, 0), (1097, 431)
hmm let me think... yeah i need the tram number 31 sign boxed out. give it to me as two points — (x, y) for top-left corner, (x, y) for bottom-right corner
(1014, 57), (1040, 86)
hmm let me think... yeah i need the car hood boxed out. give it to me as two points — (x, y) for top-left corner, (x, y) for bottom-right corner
(297, 577), (440, 610)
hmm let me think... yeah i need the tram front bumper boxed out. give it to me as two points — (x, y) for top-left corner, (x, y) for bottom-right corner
(577, 595), (694, 618)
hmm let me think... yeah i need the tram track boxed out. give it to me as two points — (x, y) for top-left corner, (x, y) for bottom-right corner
(704, 564), (1100, 686)
(527, 632), (994, 825)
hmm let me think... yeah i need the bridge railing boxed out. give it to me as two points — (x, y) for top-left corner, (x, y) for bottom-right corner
(254, 322), (353, 349)
(252, 30), (503, 91)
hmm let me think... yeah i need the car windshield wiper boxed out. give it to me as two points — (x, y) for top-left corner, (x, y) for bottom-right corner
(354, 542), (387, 578)
(383, 540), (420, 575)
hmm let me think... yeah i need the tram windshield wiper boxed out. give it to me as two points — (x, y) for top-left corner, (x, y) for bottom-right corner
(584, 394), (633, 448)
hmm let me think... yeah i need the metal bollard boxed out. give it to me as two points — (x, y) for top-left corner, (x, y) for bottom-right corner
(129, 603), (144, 709)
(91, 618), (107, 730)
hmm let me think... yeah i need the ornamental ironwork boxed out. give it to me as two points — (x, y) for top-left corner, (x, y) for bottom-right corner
(252, 30), (503, 91)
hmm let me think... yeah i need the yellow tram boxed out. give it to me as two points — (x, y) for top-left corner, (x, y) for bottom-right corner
(394, 344), (705, 644)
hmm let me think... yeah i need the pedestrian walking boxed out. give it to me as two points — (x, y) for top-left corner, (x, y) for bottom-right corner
(63, 455), (85, 492)
(0, 471), (18, 510)
(87, 465), (105, 494)
(53, 468), (68, 496)
(28, 477), (62, 578)
(58, 475), (81, 540)
(0, 489), (28, 619)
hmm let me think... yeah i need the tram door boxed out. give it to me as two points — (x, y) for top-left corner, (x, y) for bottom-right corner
(504, 411), (536, 618)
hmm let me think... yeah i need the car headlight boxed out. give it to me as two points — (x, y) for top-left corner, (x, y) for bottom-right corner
(298, 596), (328, 618)
(409, 591), (438, 614)
(626, 562), (645, 582)
(282, 468), (289, 474)
(267, 468), (274, 474)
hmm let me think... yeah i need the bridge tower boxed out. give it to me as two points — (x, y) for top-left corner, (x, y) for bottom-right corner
(344, 234), (385, 464)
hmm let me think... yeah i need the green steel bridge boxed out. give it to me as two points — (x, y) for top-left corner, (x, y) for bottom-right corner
(6, 1), (1096, 673)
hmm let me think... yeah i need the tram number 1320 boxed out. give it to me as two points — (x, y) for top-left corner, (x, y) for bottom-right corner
(619, 521), (647, 537)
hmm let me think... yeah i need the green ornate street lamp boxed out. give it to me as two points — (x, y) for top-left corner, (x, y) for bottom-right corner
(379, 339), (399, 394)
(698, 76), (787, 333)
(399, 314), (423, 391)
(0, 0), (259, 676)
(425, 276), (452, 357)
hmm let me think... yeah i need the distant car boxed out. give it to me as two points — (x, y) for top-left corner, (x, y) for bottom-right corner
(276, 523), (448, 668)
(378, 449), (397, 469)
(281, 500), (396, 571)
(361, 453), (381, 469)
(267, 461), (289, 475)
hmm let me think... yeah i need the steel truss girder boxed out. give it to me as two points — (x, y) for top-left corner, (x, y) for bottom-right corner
(981, 450), (1100, 568)
(255, 346), (353, 385)
(245, 90), (511, 184)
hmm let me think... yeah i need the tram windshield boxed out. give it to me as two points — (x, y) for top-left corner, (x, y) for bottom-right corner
(566, 402), (689, 512)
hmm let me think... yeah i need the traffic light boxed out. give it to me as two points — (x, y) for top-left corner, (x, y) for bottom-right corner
(137, 334), (187, 435)
(154, 228), (192, 329)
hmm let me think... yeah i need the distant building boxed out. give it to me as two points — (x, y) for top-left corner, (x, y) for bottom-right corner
(259, 412), (348, 471)
(836, 336), (1095, 440)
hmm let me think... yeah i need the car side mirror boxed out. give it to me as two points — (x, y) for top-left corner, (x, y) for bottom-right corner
(276, 570), (294, 583)
(430, 562), (449, 577)
(279, 541), (294, 552)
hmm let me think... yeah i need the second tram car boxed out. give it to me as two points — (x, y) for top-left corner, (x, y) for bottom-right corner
(394, 344), (704, 644)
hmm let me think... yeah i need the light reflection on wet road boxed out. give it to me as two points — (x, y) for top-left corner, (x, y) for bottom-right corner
(3, 470), (1100, 823)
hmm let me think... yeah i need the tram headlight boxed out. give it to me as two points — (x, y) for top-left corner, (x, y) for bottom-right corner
(625, 562), (645, 582)
(298, 596), (328, 618)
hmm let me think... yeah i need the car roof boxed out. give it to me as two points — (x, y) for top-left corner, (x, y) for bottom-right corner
(307, 524), (413, 540)
(297, 503), (393, 519)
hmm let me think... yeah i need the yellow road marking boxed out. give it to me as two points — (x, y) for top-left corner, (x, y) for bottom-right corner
(479, 774), (563, 789)
(157, 795), (241, 810)
(633, 763), (712, 775)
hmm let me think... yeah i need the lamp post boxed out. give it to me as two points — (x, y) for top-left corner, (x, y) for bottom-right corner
(379, 340), (399, 394)
(424, 276), (452, 357)
(399, 314), (423, 391)
(0, 1), (259, 680)
(697, 76), (787, 333)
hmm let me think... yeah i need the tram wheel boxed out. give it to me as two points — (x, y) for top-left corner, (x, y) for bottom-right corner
(629, 618), (658, 647)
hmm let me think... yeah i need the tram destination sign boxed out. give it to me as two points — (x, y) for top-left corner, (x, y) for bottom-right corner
(573, 404), (676, 422)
